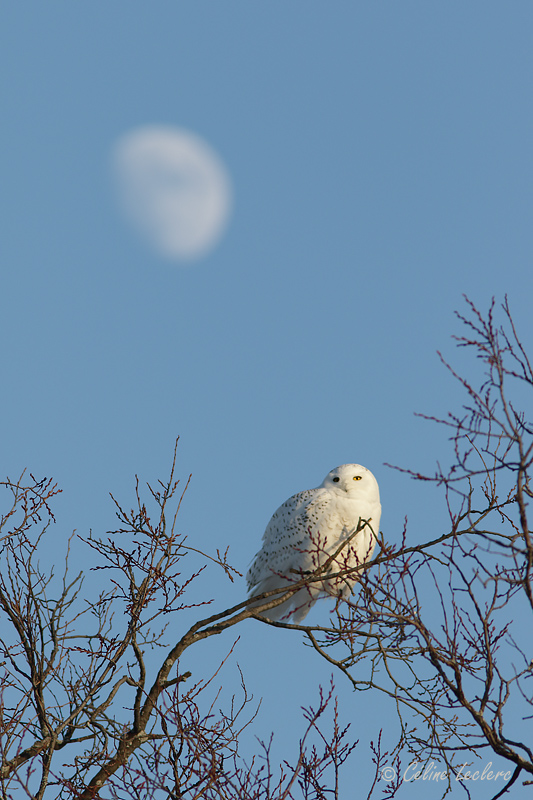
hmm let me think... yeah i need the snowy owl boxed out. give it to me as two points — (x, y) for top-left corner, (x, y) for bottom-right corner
(246, 464), (381, 622)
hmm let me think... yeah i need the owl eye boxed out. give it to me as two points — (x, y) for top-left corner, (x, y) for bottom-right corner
(332, 477), (340, 483)
(353, 476), (362, 481)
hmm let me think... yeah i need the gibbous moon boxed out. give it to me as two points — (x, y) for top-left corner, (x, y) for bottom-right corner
(113, 126), (232, 261)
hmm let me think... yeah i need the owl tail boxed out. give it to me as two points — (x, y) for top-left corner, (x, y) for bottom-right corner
(247, 575), (318, 622)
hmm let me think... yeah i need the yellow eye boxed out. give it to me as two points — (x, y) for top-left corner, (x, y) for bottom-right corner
(353, 476), (362, 481)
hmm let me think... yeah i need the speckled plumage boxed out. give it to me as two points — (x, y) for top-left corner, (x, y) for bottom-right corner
(246, 464), (381, 622)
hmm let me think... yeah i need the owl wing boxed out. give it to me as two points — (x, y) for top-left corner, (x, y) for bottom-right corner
(246, 488), (332, 592)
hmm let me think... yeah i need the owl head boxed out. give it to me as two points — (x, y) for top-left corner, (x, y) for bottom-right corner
(321, 463), (380, 501)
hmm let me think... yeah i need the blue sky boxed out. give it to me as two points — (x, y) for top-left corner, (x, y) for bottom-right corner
(1, 3), (532, 797)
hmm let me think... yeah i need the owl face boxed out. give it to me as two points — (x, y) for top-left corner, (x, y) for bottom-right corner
(321, 464), (380, 501)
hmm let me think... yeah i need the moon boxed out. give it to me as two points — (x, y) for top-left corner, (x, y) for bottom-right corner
(113, 126), (232, 261)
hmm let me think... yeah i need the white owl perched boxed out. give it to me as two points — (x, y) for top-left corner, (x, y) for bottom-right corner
(246, 464), (381, 622)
